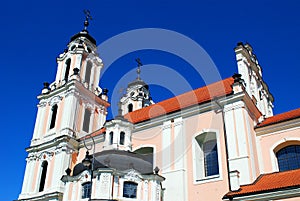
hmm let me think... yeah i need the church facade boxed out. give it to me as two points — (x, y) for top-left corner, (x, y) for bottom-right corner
(17, 22), (300, 201)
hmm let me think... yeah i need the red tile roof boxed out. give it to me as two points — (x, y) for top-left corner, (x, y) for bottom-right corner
(124, 77), (234, 123)
(79, 127), (106, 141)
(257, 108), (300, 128)
(225, 168), (300, 198)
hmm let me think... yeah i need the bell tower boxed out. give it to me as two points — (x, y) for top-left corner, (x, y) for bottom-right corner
(18, 12), (109, 201)
(120, 58), (154, 115)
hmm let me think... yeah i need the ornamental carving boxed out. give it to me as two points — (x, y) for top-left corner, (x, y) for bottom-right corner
(38, 101), (47, 108)
(174, 120), (183, 127)
(48, 95), (63, 106)
(37, 151), (54, 160)
(162, 124), (172, 130)
(124, 169), (141, 183)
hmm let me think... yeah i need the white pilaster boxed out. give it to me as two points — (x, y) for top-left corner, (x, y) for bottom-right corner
(113, 176), (119, 199)
(63, 182), (70, 201)
(162, 121), (171, 172)
(61, 93), (77, 134)
(51, 147), (70, 192)
(174, 118), (184, 170)
(144, 180), (149, 201)
(36, 105), (47, 140)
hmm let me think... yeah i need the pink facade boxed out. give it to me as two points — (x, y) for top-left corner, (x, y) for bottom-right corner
(17, 25), (300, 201)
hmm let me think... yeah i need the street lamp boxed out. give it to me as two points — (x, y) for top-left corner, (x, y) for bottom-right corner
(82, 135), (95, 201)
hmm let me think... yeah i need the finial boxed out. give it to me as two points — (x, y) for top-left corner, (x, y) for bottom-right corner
(135, 58), (142, 80)
(117, 101), (123, 116)
(83, 10), (93, 31)
(154, 166), (160, 174)
(115, 101), (126, 120)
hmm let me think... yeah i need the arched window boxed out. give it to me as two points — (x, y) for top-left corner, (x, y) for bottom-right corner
(203, 139), (219, 176)
(134, 147), (154, 165)
(39, 161), (48, 192)
(82, 109), (91, 132)
(193, 132), (220, 181)
(123, 181), (138, 198)
(85, 61), (92, 84)
(49, 104), (58, 129)
(109, 131), (114, 145)
(276, 145), (300, 171)
(82, 182), (91, 199)
(120, 131), (125, 145)
(64, 59), (71, 81)
(128, 103), (133, 113)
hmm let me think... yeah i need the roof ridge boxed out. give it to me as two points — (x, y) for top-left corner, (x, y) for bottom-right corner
(124, 77), (234, 123)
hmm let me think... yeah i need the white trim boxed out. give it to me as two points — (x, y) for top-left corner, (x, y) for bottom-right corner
(61, 57), (72, 82)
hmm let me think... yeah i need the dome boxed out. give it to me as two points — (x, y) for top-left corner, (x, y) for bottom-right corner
(70, 30), (96, 45)
(72, 159), (106, 176)
(72, 150), (153, 176)
(94, 150), (153, 174)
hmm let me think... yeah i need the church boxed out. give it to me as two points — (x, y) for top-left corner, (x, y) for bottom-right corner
(17, 17), (300, 201)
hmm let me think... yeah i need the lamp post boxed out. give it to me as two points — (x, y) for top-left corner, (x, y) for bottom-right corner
(82, 135), (95, 201)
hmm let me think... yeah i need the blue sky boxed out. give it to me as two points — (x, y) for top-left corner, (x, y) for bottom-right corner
(1, 0), (300, 200)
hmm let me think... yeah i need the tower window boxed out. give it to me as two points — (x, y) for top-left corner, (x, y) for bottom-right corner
(39, 161), (48, 192)
(123, 181), (137, 198)
(49, 104), (58, 129)
(128, 103), (133, 113)
(120, 132), (125, 145)
(109, 131), (114, 145)
(82, 182), (91, 199)
(64, 59), (71, 81)
(276, 145), (300, 172)
(82, 109), (91, 132)
(85, 61), (92, 84)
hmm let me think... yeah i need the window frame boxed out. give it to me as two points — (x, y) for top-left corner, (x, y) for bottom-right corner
(64, 58), (71, 81)
(120, 131), (125, 145)
(82, 108), (92, 133)
(123, 181), (138, 199)
(276, 145), (300, 172)
(128, 103), (133, 113)
(38, 161), (48, 192)
(109, 131), (114, 145)
(192, 130), (222, 184)
(49, 104), (58, 129)
(84, 60), (93, 84)
(81, 182), (92, 199)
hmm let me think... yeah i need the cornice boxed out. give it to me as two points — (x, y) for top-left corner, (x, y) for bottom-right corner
(26, 135), (78, 153)
(17, 191), (63, 201)
(255, 118), (300, 136)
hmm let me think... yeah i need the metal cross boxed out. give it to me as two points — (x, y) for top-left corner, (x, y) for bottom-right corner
(83, 10), (93, 30)
(135, 58), (142, 80)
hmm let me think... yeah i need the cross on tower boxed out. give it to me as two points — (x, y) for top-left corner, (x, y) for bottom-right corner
(135, 58), (143, 80)
(83, 10), (93, 31)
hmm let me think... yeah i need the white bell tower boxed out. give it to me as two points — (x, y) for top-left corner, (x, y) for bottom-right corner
(18, 14), (109, 201)
(120, 58), (154, 115)
(235, 42), (274, 118)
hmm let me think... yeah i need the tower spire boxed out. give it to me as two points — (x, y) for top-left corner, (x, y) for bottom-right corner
(83, 9), (93, 31)
(135, 58), (142, 80)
